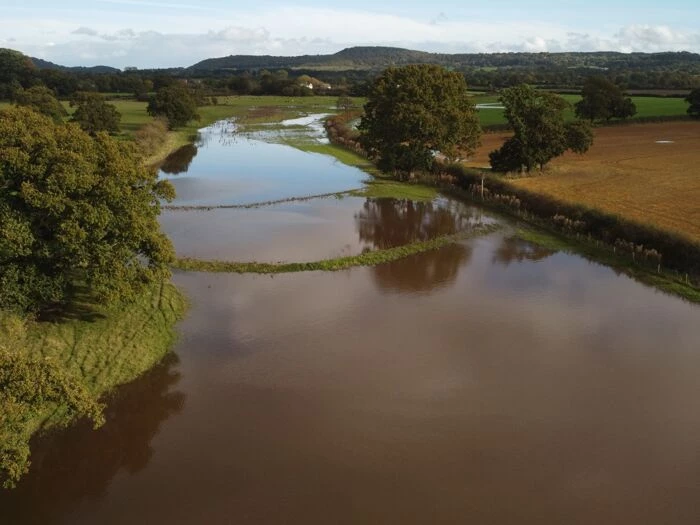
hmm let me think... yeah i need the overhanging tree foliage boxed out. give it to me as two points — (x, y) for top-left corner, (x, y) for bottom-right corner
(1, 346), (104, 488)
(147, 83), (200, 129)
(489, 84), (593, 172)
(575, 76), (637, 121)
(0, 107), (175, 313)
(359, 64), (481, 179)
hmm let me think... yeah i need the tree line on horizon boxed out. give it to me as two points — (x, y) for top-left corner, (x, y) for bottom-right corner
(3, 46), (700, 102)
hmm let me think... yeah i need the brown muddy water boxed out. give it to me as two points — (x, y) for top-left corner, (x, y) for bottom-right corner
(3, 232), (700, 524)
(160, 196), (490, 262)
(2, 122), (700, 524)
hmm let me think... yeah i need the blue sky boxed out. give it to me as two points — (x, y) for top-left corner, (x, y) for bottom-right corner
(1, 0), (698, 68)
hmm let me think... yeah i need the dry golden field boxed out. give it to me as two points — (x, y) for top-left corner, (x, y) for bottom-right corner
(467, 122), (700, 241)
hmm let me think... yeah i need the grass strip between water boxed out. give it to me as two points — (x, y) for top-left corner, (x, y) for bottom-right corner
(173, 224), (501, 274)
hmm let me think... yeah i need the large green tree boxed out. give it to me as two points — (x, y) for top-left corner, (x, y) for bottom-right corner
(14, 85), (68, 123)
(69, 91), (121, 135)
(0, 48), (37, 99)
(686, 87), (700, 118)
(490, 84), (593, 173)
(359, 64), (481, 179)
(0, 107), (175, 313)
(147, 83), (200, 129)
(575, 76), (636, 121)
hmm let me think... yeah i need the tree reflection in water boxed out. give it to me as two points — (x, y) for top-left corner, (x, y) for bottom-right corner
(0, 353), (185, 524)
(159, 144), (198, 175)
(355, 198), (479, 249)
(372, 243), (473, 293)
(356, 198), (478, 292)
(492, 236), (556, 266)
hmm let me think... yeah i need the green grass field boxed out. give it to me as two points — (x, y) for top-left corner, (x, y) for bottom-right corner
(3, 92), (689, 138)
(473, 93), (690, 127)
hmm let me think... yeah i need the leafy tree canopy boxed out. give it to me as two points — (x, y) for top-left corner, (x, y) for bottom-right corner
(0, 48), (37, 99)
(70, 91), (121, 135)
(686, 87), (700, 118)
(359, 64), (481, 178)
(13, 85), (67, 123)
(489, 84), (593, 172)
(575, 76), (636, 121)
(147, 83), (200, 129)
(0, 107), (175, 313)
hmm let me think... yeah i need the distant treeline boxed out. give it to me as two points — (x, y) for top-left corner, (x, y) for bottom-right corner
(3, 47), (700, 101)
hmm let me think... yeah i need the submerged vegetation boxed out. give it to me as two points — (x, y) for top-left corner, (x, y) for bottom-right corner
(173, 224), (500, 274)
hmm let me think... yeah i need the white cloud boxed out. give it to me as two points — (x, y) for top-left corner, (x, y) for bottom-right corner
(614, 25), (700, 52)
(2, 4), (698, 68)
(72, 26), (98, 37)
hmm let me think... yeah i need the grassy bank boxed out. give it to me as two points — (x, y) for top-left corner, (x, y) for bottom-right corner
(1, 282), (187, 488)
(173, 224), (500, 274)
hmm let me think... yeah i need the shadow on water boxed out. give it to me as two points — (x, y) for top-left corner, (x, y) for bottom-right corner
(492, 236), (557, 266)
(159, 144), (198, 175)
(0, 353), (185, 524)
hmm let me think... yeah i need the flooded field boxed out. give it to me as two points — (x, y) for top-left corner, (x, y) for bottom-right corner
(3, 119), (700, 524)
(161, 196), (488, 262)
(162, 121), (366, 207)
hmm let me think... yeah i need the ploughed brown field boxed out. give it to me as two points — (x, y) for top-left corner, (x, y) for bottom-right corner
(466, 121), (700, 242)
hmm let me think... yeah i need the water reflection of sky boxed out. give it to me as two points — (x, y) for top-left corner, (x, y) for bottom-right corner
(159, 121), (366, 206)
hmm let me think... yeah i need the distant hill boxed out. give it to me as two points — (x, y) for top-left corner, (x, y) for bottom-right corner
(186, 46), (700, 73)
(29, 57), (120, 74)
(186, 46), (438, 72)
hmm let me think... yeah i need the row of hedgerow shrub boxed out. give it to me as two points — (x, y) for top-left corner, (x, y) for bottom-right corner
(441, 163), (700, 282)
